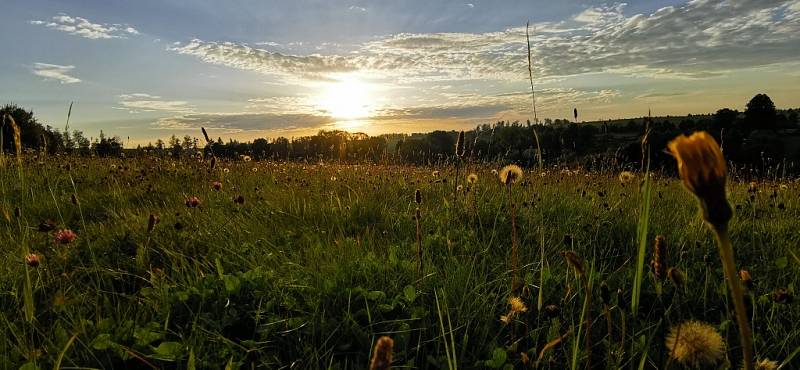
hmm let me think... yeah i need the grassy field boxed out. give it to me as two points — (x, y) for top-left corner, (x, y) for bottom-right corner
(0, 155), (798, 369)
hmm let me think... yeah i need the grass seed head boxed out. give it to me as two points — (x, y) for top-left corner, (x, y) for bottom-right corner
(665, 320), (726, 368)
(414, 189), (422, 204)
(369, 336), (394, 370)
(560, 250), (585, 277)
(651, 235), (668, 280)
(455, 130), (465, 157)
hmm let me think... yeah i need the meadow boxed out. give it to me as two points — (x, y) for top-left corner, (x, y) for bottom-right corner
(0, 153), (798, 369)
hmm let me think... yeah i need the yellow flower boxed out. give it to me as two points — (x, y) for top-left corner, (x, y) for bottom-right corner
(667, 132), (732, 229)
(499, 164), (523, 185)
(508, 296), (528, 314)
(467, 173), (478, 184)
(618, 171), (635, 184)
(665, 320), (726, 368)
(754, 358), (779, 370)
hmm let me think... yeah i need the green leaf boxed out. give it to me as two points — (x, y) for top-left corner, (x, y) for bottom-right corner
(485, 348), (507, 368)
(91, 333), (114, 350)
(153, 341), (185, 361)
(403, 285), (416, 303)
(222, 275), (241, 294)
(18, 362), (40, 370)
(134, 326), (163, 346)
(367, 290), (386, 301)
(776, 256), (788, 269)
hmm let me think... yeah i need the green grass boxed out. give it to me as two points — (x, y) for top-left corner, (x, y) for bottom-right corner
(0, 157), (798, 369)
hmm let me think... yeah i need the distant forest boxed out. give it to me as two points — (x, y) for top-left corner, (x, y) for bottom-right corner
(3, 93), (800, 175)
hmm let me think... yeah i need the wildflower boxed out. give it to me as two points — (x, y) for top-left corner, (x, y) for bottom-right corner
(251, 167), (258, 172)
(456, 185), (463, 192)
(499, 164), (523, 185)
(467, 173), (478, 184)
(618, 171), (635, 184)
(369, 336), (393, 370)
(243, 155), (252, 162)
(754, 358), (779, 370)
(212, 181), (222, 191)
(223, 168), (230, 173)
(739, 269), (753, 288)
(432, 170), (440, 177)
(54, 229), (77, 244)
(185, 196), (201, 208)
(544, 304), (560, 318)
(667, 132), (731, 229)
(491, 169), (498, 176)
(509, 296), (528, 314)
(25, 253), (41, 267)
(665, 320), (726, 368)
(772, 288), (792, 303)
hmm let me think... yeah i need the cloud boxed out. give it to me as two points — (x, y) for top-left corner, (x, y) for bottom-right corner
(348, 6), (367, 12)
(169, 0), (800, 82)
(30, 14), (139, 39)
(116, 93), (194, 113)
(153, 112), (334, 133)
(466, 3), (475, 9)
(31, 63), (81, 84)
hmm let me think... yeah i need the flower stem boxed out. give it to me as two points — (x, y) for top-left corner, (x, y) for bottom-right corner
(713, 227), (753, 370)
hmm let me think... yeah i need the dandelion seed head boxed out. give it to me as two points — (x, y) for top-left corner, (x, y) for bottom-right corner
(665, 320), (726, 367)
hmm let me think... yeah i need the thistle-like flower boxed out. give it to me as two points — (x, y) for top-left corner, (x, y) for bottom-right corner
(665, 320), (726, 368)
(54, 229), (77, 244)
(369, 336), (394, 370)
(499, 164), (523, 185)
(667, 132), (732, 230)
(212, 181), (222, 191)
(25, 253), (41, 267)
(185, 196), (201, 208)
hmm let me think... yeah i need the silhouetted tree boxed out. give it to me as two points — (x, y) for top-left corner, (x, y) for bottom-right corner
(744, 94), (777, 129)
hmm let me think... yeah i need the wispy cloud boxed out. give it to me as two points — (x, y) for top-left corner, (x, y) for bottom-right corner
(31, 63), (81, 84)
(116, 93), (194, 113)
(169, 0), (800, 82)
(154, 112), (334, 134)
(30, 14), (139, 39)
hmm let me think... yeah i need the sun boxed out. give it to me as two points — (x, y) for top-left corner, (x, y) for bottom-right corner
(317, 76), (373, 121)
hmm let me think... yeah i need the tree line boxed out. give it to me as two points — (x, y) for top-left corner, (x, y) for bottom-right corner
(3, 94), (799, 175)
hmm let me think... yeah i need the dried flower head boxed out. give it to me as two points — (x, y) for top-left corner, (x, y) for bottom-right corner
(369, 336), (394, 370)
(667, 132), (732, 229)
(467, 173), (478, 184)
(54, 229), (77, 244)
(560, 250), (585, 276)
(666, 320), (726, 367)
(499, 164), (523, 185)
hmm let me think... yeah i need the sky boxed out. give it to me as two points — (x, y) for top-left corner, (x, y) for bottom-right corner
(2, 0), (800, 145)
